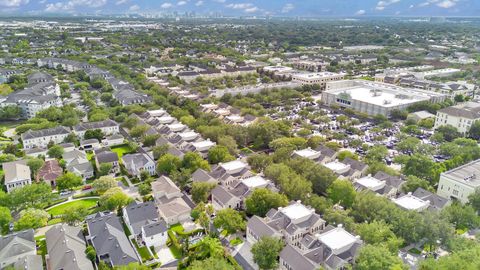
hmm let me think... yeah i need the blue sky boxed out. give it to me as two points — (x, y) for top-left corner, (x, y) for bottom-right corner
(0, 0), (479, 16)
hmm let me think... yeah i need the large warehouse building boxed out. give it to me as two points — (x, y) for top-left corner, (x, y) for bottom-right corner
(321, 80), (447, 116)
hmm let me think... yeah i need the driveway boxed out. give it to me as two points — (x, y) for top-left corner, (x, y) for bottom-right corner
(155, 246), (176, 265)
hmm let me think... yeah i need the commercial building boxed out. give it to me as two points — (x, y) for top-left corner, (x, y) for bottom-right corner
(292, 72), (345, 89)
(322, 80), (446, 116)
(437, 158), (480, 203)
(434, 102), (480, 134)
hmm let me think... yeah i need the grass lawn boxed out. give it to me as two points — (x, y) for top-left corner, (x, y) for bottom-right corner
(111, 144), (135, 158)
(408, 248), (422, 255)
(47, 198), (99, 216)
(169, 223), (185, 234)
(167, 240), (182, 259)
(86, 151), (94, 161)
(230, 237), (243, 246)
(132, 239), (154, 262)
(47, 218), (62, 225)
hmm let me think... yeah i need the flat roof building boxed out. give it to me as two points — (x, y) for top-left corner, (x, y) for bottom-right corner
(437, 158), (480, 203)
(322, 80), (446, 116)
(292, 72), (344, 88)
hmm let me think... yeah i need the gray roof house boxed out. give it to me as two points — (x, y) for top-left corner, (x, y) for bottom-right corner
(122, 153), (156, 177)
(21, 126), (71, 149)
(63, 149), (94, 180)
(86, 212), (140, 267)
(122, 201), (159, 236)
(353, 172), (405, 198)
(94, 148), (120, 174)
(151, 176), (192, 225)
(73, 119), (119, 137)
(280, 224), (363, 270)
(45, 224), (94, 270)
(13, 254), (43, 270)
(0, 229), (41, 269)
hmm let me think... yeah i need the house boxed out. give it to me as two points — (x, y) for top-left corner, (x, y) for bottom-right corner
(3, 160), (31, 193)
(25, 147), (48, 158)
(73, 119), (119, 138)
(211, 175), (276, 210)
(122, 201), (168, 248)
(12, 255), (43, 270)
(413, 187), (450, 211)
(191, 168), (217, 184)
(279, 224), (363, 270)
(0, 229), (41, 269)
(122, 153), (156, 177)
(209, 160), (253, 187)
(249, 201), (325, 247)
(392, 193), (432, 212)
(353, 171), (404, 198)
(437, 158), (480, 203)
(36, 159), (63, 187)
(408, 110), (435, 122)
(58, 142), (75, 152)
(86, 212), (140, 267)
(95, 148), (119, 174)
(21, 126), (71, 149)
(103, 134), (124, 147)
(314, 145), (338, 163)
(151, 176), (192, 225)
(434, 102), (480, 134)
(45, 224), (94, 270)
(63, 149), (94, 180)
(80, 139), (101, 151)
(337, 157), (368, 179)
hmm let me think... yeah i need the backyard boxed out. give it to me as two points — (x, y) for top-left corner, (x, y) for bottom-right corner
(111, 144), (135, 158)
(46, 198), (99, 216)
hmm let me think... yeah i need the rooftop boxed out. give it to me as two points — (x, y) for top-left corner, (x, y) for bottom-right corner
(393, 194), (430, 211)
(355, 175), (386, 192)
(280, 202), (313, 221)
(221, 160), (248, 172)
(293, 148), (321, 160)
(318, 225), (359, 252)
(241, 175), (269, 188)
(441, 158), (480, 187)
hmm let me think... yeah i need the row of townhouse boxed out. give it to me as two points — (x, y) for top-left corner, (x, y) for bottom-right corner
(0, 72), (62, 118)
(37, 57), (151, 105)
(200, 102), (257, 126)
(177, 66), (256, 83)
(21, 119), (120, 149)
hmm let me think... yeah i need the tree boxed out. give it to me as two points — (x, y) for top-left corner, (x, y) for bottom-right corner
(85, 245), (97, 262)
(84, 129), (104, 141)
(189, 257), (235, 270)
(15, 208), (49, 231)
(114, 262), (150, 270)
(327, 179), (356, 208)
(98, 163), (113, 176)
(213, 208), (245, 234)
(56, 172), (83, 191)
(182, 152), (210, 172)
(62, 205), (90, 225)
(419, 244), (480, 270)
(397, 136), (421, 153)
(156, 154), (181, 175)
(436, 125), (461, 142)
(355, 220), (403, 253)
(337, 150), (358, 161)
(191, 182), (217, 203)
(138, 182), (152, 196)
(365, 145), (388, 163)
(152, 145), (169, 160)
(251, 236), (284, 270)
(27, 158), (44, 176)
(245, 188), (288, 217)
(99, 187), (132, 211)
(356, 244), (407, 270)
(247, 153), (272, 172)
(129, 125), (149, 138)
(468, 189), (480, 213)
(402, 175), (431, 193)
(92, 176), (118, 194)
(142, 134), (159, 147)
(402, 154), (439, 184)
(170, 168), (192, 191)
(196, 236), (224, 259)
(218, 135), (238, 155)
(468, 120), (480, 140)
(0, 206), (12, 233)
(47, 145), (64, 159)
(207, 145), (235, 164)
(121, 117), (138, 129)
(7, 183), (58, 212)
(442, 202), (479, 230)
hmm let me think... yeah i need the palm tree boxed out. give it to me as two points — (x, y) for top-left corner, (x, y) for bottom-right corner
(196, 237), (224, 259)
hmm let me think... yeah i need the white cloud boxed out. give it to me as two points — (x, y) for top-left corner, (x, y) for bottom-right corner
(437, 0), (457, 8)
(245, 7), (258, 13)
(161, 2), (173, 8)
(226, 3), (260, 13)
(45, 0), (107, 12)
(0, 0), (29, 7)
(375, 0), (401, 11)
(355, 9), (366, 15)
(116, 0), (128, 5)
(281, 3), (294, 13)
(195, 0), (204, 6)
(409, 4), (414, 8)
(213, 0), (226, 3)
(129, 4), (140, 11)
(177, 1), (187, 6)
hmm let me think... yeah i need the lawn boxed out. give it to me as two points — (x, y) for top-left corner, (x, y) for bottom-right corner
(47, 198), (99, 216)
(230, 237), (243, 246)
(169, 223), (185, 234)
(111, 144), (135, 158)
(132, 239), (154, 262)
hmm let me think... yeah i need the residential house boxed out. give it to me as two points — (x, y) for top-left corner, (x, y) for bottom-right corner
(80, 139), (101, 151)
(434, 102), (480, 134)
(191, 168), (217, 184)
(45, 224), (94, 270)
(103, 134), (124, 147)
(122, 201), (168, 247)
(95, 148), (120, 174)
(63, 149), (94, 180)
(36, 159), (63, 187)
(86, 212), (140, 267)
(151, 176), (192, 225)
(353, 171), (404, 198)
(3, 160), (31, 193)
(122, 153), (156, 177)
(21, 126), (70, 149)
(0, 229), (41, 269)
(73, 119), (119, 138)
(279, 224), (363, 270)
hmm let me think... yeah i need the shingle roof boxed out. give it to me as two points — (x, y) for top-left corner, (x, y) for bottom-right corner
(124, 201), (159, 235)
(74, 119), (118, 132)
(0, 229), (35, 263)
(21, 126), (70, 140)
